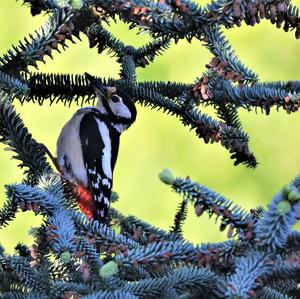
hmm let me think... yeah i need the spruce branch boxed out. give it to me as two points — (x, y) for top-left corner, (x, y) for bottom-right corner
(47, 208), (77, 255)
(36, 173), (67, 207)
(120, 55), (136, 83)
(224, 251), (274, 298)
(77, 237), (103, 270)
(0, 9), (75, 74)
(0, 0), (300, 297)
(266, 261), (300, 284)
(264, 80), (300, 94)
(215, 102), (242, 131)
(86, 23), (171, 67)
(5, 183), (65, 216)
(122, 266), (224, 298)
(287, 230), (300, 250)
(214, 80), (300, 115)
(0, 72), (29, 96)
(169, 199), (188, 237)
(1, 170), (300, 296)
(138, 80), (192, 99)
(81, 290), (138, 299)
(256, 286), (294, 299)
(23, 72), (97, 106)
(115, 240), (196, 270)
(23, 0), (59, 16)
(255, 184), (300, 252)
(86, 23), (128, 56)
(1, 291), (31, 299)
(0, 94), (51, 184)
(0, 190), (19, 228)
(203, 26), (258, 83)
(285, 4), (300, 39)
(96, 0), (204, 40)
(112, 194), (242, 271)
(164, 172), (256, 239)
(72, 212), (141, 250)
(50, 281), (94, 297)
(0, 256), (49, 294)
(23, 72), (191, 103)
(131, 36), (171, 67)
(110, 208), (181, 244)
(24, 0), (300, 40)
(203, 0), (300, 39)
(194, 239), (240, 270)
(115, 238), (241, 272)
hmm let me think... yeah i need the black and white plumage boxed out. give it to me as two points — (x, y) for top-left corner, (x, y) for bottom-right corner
(55, 73), (136, 222)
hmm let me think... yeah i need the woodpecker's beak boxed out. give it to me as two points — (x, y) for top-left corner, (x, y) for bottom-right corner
(85, 72), (107, 98)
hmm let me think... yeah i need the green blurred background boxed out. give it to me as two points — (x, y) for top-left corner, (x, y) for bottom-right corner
(0, 0), (300, 252)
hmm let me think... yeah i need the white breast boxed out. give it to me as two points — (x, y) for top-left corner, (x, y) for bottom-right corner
(56, 109), (89, 186)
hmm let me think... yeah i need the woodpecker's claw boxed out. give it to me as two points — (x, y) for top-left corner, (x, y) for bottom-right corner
(39, 142), (77, 186)
(38, 142), (58, 169)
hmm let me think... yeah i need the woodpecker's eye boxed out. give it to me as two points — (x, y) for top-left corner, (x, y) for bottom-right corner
(111, 95), (120, 103)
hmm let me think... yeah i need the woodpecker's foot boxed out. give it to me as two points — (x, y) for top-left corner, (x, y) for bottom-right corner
(37, 142), (58, 169)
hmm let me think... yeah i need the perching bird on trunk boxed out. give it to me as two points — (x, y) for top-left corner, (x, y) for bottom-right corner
(43, 73), (136, 222)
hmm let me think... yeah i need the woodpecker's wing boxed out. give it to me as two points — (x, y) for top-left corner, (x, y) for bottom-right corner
(79, 111), (120, 222)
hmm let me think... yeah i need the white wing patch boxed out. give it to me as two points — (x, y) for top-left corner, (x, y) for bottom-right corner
(95, 194), (103, 202)
(90, 167), (103, 190)
(88, 167), (96, 175)
(102, 178), (111, 188)
(97, 209), (105, 218)
(95, 119), (112, 179)
(104, 197), (110, 206)
(92, 182), (99, 189)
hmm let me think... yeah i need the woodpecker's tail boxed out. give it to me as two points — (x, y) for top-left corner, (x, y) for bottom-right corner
(90, 186), (111, 224)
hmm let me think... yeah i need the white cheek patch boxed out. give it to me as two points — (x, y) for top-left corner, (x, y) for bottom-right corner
(108, 100), (131, 119)
(107, 87), (117, 96)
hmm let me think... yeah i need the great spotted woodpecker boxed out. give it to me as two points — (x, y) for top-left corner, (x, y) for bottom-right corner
(46, 73), (136, 222)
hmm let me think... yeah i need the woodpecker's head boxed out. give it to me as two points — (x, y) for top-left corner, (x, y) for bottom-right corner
(85, 73), (136, 127)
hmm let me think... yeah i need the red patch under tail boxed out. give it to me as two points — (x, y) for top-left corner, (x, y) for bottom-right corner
(71, 183), (94, 219)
